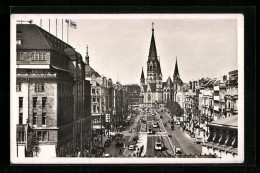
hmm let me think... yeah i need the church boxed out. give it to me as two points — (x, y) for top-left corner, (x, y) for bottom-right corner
(140, 24), (183, 109)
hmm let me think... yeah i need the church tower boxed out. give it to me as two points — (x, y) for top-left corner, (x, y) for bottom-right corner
(146, 23), (162, 84)
(173, 57), (180, 82)
(85, 45), (89, 65)
(140, 67), (145, 86)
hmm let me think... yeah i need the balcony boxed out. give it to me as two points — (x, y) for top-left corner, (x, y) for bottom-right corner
(42, 107), (47, 113)
(214, 86), (219, 91)
(233, 109), (238, 114)
(214, 96), (219, 101)
(224, 95), (232, 100)
(225, 108), (233, 112)
(19, 108), (23, 113)
(214, 106), (219, 112)
(33, 107), (37, 113)
(233, 95), (238, 100)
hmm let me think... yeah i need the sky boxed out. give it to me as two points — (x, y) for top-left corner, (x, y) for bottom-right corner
(15, 14), (240, 85)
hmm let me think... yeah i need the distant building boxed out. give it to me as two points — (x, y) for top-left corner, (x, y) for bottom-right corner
(202, 115), (238, 159)
(140, 24), (183, 109)
(124, 84), (142, 109)
(16, 24), (91, 157)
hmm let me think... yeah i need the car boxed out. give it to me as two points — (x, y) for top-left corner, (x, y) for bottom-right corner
(175, 148), (181, 154)
(190, 132), (195, 138)
(128, 141), (136, 150)
(168, 134), (172, 137)
(176, 121), (180, 125)
(155, 141), (163, 151)
(153, 123), (158, 128)
(195, 137), (203, 144)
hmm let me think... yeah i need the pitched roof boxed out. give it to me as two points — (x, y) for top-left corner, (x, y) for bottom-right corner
(166, 76), (173, 86)
(162, 82), (167, 88)
(85, 65), (101, 78)
(17, 24), (71, 55)
(148, 26), (158, 61)
(209, 115), (238, 128)
(142, 85), (148, 92)
(149, 83), (156, 92)
(126, 85), (141, 92)
(173, 58), (180, 79)
(141, 67), (145, 79)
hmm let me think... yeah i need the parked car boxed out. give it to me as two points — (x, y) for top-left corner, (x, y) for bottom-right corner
(195, 137), (203, 144)
(190, 132), (195, 138)
(175, 148), (181, 154)
(168, 134), (172, 137)
(153, 123), (158, 128)
(128, 141), (136, 150)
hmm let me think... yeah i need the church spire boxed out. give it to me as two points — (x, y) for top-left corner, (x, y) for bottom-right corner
(85, 45), (89, 65)
(148, 22), (158, 61)
(173, 56), (180, 80)
(140, 67), (145, 85)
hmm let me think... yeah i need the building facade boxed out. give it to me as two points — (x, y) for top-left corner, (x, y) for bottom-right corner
(16, 24), (91, 157)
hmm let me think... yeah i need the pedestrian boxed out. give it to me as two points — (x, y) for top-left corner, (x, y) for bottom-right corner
(119, 148), (122, 155)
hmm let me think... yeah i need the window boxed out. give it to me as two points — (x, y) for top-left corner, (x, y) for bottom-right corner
(93, 97), (96, 102)
(17, 52), (24, 61)
(42, 131), (48, 141)
(42, 113), (46, 125)
(37, 131), (42, 141)
(32, 52), (39, 60)
(16, 82), (21, 91)
(19, 113), (23, 124)
(97, 98), (100, 103)
(42, 97), (47, 108)
(19, 97), (23, 108)
(35, 83), (45, 92)
(33, 113), (37, 125)
(33, 97), (37, 108)
(97, 89), (99, 94)
(92, 89), (95, 94)
(16, 39), (22, 45)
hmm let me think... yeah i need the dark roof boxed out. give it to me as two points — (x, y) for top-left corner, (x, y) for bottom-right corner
(209, 115), (238, 128)
(166, 76), (173, 86)
(85, 65), (101, 77)
(162, 82), (167, 88)
(126, 85), (141, 92)
(149, 83), (156, 92)
(141, 67), (145, 79)
(142, 85), (148, 92)
(148, 28), (158, 61)
(173, 58), (180, 79)
(17, 24), (71, 55)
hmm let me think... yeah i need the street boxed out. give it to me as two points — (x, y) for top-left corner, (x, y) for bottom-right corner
(103, 108), (202, 157)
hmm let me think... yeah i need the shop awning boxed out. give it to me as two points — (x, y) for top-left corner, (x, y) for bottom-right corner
(93, 125), (105, 129)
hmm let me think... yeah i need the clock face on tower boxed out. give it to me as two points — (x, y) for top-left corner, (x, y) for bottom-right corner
(148, 94), (151, 101)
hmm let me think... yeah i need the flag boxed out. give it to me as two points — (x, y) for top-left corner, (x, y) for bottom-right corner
(65, 19), (77, 29)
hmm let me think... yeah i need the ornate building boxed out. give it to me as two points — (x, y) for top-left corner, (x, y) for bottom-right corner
(16, 24), (91, 157)
(140, 24), (183, 108)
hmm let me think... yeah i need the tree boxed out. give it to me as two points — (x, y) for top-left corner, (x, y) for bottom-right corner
(26, 130), (40, 157)
(166, 101), (184, 117)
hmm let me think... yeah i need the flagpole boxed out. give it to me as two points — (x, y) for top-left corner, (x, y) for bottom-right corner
(56, 19), (57, 37)
(49, 19), (50, 33)
(62, 19), (63, 41)
(67, 20), (69, 44)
